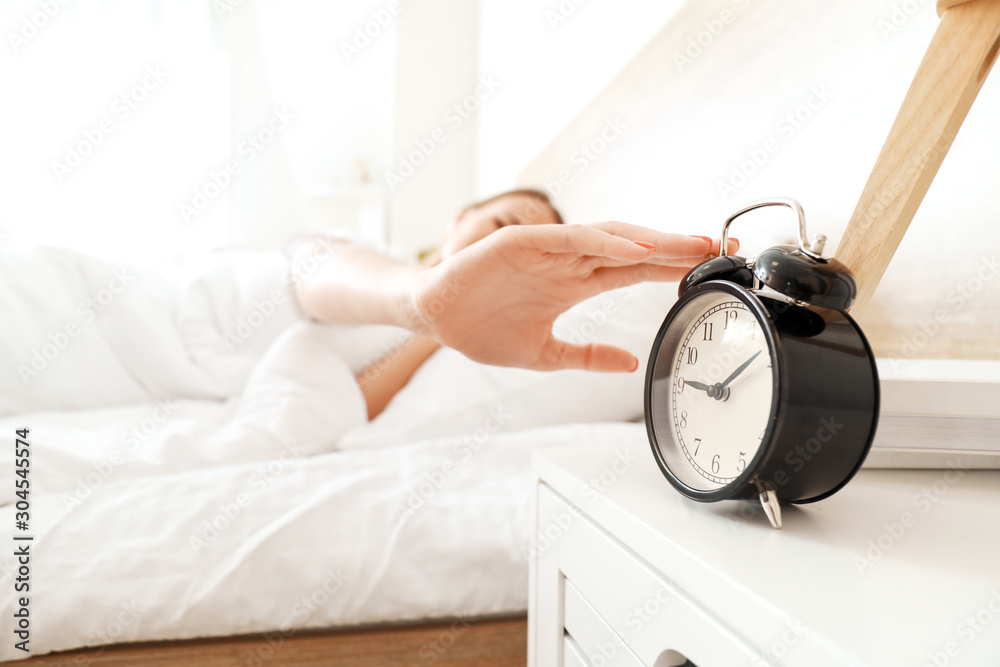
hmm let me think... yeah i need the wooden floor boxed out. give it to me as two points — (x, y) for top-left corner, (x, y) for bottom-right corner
(17, 617), (527, 667)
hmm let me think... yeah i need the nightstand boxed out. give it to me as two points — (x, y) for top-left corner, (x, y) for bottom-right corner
(528, 434), (1000, 666)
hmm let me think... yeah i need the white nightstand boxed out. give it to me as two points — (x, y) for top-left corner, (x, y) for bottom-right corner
(528, 435), (1000, 666)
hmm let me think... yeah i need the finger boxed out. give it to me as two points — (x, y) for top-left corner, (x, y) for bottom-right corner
(592, 264), (692, 291)
(580, 254), (718, 270)
(587, 222), (709, 257)
(507, 224), (656, 263)
(538, 338), (639, 373)
(633, 237), (741, 269)
(707, 237), (739, 256)
(589, 223), (742, 260)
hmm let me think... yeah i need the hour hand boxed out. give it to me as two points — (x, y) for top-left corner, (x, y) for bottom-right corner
(683, 379), (712, 393)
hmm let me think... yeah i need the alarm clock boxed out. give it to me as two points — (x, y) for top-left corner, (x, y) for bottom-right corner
(643, 199), (879, 529)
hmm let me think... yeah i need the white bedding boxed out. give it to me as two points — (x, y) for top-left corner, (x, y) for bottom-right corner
(0, 246), (673, 660)
(0, 412), (645, 661)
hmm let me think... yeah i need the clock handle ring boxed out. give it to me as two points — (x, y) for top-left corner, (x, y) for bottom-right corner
(720, 198), (825, 261)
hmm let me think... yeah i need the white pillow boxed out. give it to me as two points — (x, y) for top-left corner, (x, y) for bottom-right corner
(338, 280), (679, 449)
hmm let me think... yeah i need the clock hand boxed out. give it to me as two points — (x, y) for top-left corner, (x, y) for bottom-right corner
(721, 350), (762, 389)
(683, 380), (712, 393)
(725, 367), (757, 391)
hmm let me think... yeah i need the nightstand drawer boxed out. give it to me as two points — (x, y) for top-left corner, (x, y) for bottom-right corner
(539, 484), (761, 666)
(564, 634), (591, 667)
(564, 578), (644, 667)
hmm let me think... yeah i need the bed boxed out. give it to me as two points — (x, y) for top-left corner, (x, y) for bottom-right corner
(0, 245), (673, 661)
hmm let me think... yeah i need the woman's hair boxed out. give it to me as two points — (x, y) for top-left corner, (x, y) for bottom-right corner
(467, 188), (564, 225)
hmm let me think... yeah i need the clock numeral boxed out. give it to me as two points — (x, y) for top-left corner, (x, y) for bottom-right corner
(676, 377), (686, 394)
(711, 454), (720, 474)
(693, 437), (702, 456)
(725, 311), (738, 329)
(679, 410), (688, 429)
(702, 322), (714, 341)
(737, 451), (746, 472)
(686, 348), (698, 365)
(758, 429), (765, 441)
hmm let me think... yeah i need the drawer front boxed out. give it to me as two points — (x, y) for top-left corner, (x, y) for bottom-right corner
(564, 634), (592, 667)
(564, 579), (645, 667)
(538, 484), (766, 666)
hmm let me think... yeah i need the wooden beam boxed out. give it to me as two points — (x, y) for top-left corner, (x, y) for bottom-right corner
(937, 0), (981, 16)
(836, 0), (1000, 319)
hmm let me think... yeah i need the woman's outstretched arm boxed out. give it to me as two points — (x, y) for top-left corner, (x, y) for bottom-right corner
(292, 222), (733, 374)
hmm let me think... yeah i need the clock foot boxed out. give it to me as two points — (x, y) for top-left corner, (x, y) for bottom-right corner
(759, 486), (782, 529)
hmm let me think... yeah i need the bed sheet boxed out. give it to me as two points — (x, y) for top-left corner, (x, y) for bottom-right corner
(0, 411), (646, 662)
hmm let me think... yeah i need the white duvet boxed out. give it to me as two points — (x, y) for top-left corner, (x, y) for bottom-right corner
(0, 246), (672, 660)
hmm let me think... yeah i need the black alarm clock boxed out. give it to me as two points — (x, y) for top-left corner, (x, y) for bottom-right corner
(643, 199), (879, 529)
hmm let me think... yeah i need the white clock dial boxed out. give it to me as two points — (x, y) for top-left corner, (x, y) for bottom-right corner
(650, 291), (776, 491)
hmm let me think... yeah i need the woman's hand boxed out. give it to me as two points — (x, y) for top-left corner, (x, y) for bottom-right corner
(409, 222), (735, 373)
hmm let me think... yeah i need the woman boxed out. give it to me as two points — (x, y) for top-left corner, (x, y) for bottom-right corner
(292, 188), (734, 419)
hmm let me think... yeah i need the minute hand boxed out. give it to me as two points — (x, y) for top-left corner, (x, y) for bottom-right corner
(721, 350), (762, 389)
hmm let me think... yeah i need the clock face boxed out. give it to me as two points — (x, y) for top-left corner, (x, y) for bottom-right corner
(648, 289), (777, 492)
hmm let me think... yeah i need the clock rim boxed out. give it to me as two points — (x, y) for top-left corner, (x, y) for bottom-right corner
(644, 280), (784, 502)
